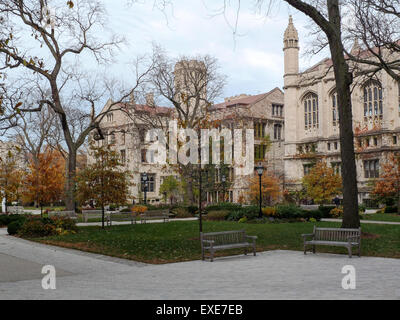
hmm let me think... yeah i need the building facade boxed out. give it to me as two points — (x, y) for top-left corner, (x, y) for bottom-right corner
(283, 16), (400, 204)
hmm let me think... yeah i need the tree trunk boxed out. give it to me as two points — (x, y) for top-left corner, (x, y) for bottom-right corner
(326, 0), (360, 228)
(65, 150), (77, 212)
(101, 204), (105, 229)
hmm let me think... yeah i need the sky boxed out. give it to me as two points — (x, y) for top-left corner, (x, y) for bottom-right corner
(102, 0), (327, 103)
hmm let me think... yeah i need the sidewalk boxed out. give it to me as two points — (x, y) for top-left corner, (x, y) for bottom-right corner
(77, 217), (198, 227)
(321, 218), (400, 225)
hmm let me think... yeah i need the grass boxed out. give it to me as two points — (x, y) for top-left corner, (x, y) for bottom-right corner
(30, 220), (400, 264)
(361, 213), (400, 222)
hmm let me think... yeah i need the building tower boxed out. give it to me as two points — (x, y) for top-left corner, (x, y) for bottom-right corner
(283, 16), (300, 187)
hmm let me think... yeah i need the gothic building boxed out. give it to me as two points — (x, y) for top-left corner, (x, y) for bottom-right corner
(283, 16), (400, 205)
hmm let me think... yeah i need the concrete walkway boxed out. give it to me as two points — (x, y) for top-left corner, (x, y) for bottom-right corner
(77, 217), (198, 227)
(0, 228), (399, 299)
(322, 218), (400, 225)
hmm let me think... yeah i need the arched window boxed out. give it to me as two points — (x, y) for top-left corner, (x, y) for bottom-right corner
(363, 80), (382, 118)
(303, 92), (319, 130)
(331, 91), (339, 126)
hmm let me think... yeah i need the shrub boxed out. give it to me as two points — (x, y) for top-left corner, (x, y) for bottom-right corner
(171, 207), (192, 218)
(358, 204), (366, 213)
(262, 207), (276, 217)
(131, 205), (147, 216)
(0, 214), (28, 227)
(329, 207), (343, 218)
(275, 204), (304, 219)
(187, 205), (198, 215)
(205, 202), (242, 212)
(238, 217), (248, 223)
(318, 205), (336, 218)
(385, 206), (398, 213)
(7, 220), (24, 235)
(120, 207), (131, 213)
(18, 216), (77, 237)
(204, 210), (229, 221)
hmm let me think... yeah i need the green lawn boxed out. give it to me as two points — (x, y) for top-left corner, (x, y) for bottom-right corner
(31, 220), (400, 264)
(361, 213), (400, 222)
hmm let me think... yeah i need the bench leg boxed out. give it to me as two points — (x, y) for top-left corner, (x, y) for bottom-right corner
(347, 246), (352, 258)
(312, 245), (316, 254)
(244, 247), (247, 256)
(304, 243), (307, 255)
(358, 243), (361, 257)
(210, 250), (214, 262)
(201, 249), (205, 261)
(253, 244), (256, 256)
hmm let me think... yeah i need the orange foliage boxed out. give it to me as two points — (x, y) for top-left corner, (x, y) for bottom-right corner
(246, 172), (281, 206)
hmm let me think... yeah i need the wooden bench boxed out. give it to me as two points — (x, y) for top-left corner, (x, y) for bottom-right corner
(302, 226), (361, 258)
(140, 209), (171, 223)
(107, 212), (136, 226)
(48, 210), (78, 220)
(8, 206), (24, 214)
(82, 210), (111, 223)
(200, 230), (257, 262)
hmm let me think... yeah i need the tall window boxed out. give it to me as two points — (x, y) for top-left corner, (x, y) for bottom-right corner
(141, 173), (155, 192)
(303, 163), (314, 176)
(274, 124), (282, 140)
(331, 162), (341, 176)
(331, 91), (339, 126)
(364, 159), (379, 178)
(254, 122), (266, 138)
(304, 93), (319, 130)
(272, 104), (283, 117)
(106, 113), (113, 122)
(363, 80), (383, 118)
(254, 144), (267, 161)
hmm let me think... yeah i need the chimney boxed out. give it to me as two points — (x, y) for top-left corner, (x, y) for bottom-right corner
(146, 93), (154, 107)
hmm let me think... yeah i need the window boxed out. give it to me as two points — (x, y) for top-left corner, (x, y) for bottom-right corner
(303, 163), (314, 176)
(274, 124), (282, 140)
(109, 131), (116, 145)
(272, 104), (283, 117)
(373, 137), (378, 146)
(254, 144), (267, 161)
(141, 149), (147, 163)
(331, 162), (342, 176)
(141, 173), (155, 192)
(364, 160), (379, 178)
(304, 93), (319, 130)
(139, 129), (146, 143)
(254, 122), (266, 138)
(120, 150), (126, 164)
(106, 113), (113, 122)
(327, 142), (331, 151)
(393, 135), (398, 145)
(334, 142), (338, 150)
(365, 138), (370, 147)
(121, 131), (126, 145)
(331, 91), (339, 126)
(363, 80), (383, 118)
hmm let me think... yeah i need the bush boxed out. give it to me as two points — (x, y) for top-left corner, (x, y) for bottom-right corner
(120, 207), (131, 213)
(187, 205), (198, 215)
(329, 207), (343, 218)
(7, 220), (24, 235)
(204, 210), (229, 221)
(0, 214), (28, 227)
(275, 204), (304, 219)
(205, 202), (242, 212)
(358, 204), (366, 213)
(18, 216), (77, 237)
(171, 207), (192, 218)
(238, 217), (248, 223)
(385, 206), (398, 213)
(225, 206), (259, 221)
(318, 205), (336, 218)
(262, 207), (276, 217)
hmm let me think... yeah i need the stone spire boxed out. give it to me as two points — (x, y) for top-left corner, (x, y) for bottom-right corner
(350, 38), (361, 55)
(283, 15), (299, 49)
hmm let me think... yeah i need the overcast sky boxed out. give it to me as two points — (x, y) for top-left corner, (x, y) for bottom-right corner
(102, 0), (327, 103)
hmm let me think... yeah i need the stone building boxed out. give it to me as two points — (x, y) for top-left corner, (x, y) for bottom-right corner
(283, 16), (400, 205)
(91, 64), (285, 204)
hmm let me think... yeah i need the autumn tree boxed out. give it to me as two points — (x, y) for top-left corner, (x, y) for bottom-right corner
(0, 148), (24, 212)
(23, 149), (65, 214)
(302, 161), (342, 205)
(246, 171), (281, 206)
(76, 144), (132, 229)
(371, 153), (400, 214)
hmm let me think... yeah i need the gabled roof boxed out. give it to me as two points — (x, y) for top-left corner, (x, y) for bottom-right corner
(210, 87), (283, 111)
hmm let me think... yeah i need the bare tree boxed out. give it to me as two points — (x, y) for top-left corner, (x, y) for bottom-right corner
(0, 0), (150, 210)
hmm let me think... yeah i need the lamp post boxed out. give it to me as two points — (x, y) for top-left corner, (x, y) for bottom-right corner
(221, 174), (226, 202)
(142, 172), (148, 205)
(255, 163), (264, 218)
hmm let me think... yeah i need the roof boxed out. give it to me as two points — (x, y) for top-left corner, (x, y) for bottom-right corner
(210, 87), (283, 111)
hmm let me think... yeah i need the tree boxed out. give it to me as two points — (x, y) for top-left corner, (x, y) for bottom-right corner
(0, 0), (151, 211)
(0, 148), (24, 212)
(23, 149), (65, 214)
(76, 144), (132, 229)
(371, 152), (400, 214)
(246, 171), (281, 206)
(159, 175), (181, 204)
(302, 161), (342, 205)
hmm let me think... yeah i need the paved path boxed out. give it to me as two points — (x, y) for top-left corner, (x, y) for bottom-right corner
(0, 228), (399, 300)
(77, 217), (198, 227)
(322, 218), (400, 225)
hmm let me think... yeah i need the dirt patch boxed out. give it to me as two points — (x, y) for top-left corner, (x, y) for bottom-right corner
(361, 232), (381, 240)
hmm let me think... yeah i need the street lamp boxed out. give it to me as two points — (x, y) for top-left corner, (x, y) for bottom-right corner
(142, 173), (148, 205)
(221, 174), (226, 202)
(255, 163), (264, 218)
